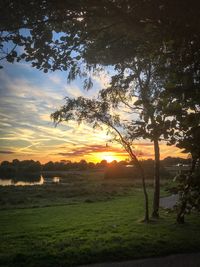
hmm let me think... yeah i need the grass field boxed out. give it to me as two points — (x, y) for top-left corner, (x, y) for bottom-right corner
(0, 171), (200, 267)
(0, 169), (169, 209)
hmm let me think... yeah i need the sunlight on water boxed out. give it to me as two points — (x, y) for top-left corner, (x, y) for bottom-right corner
(0, 179), (13, 186)
(52, 177), (60, 183)
(0, 175), (61, 186)
(15, 176), (44, 186)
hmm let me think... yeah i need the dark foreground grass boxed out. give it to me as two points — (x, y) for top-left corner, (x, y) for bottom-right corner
(0, 190), (200, 267)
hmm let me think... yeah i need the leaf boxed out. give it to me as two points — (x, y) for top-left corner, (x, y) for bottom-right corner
(6, 54), (14, 63)
(134, 99), (143, 106)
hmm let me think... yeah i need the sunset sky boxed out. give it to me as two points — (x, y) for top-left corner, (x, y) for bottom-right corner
(0, 60), (186, 163)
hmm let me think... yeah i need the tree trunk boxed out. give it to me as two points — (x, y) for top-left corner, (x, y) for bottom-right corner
(177, 201), (186, 224)
(176, 158), (197, 224)
(132, 155), (149, 222)
(140, 165), (149, 222)
(152, 138), (160, 218)
(104, 124), (150, 222)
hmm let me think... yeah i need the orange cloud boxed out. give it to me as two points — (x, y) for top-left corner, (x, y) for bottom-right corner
(56, 144), (124, 158)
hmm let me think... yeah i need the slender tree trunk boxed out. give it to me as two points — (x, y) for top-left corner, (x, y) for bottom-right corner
(139, 164), (149, 222)
(177, 202), (186, 224)
(104, 123), (150, 222)
(152, 138), (160, 218)
(131, 155), (149, 222)
(177, 158), (197, 224)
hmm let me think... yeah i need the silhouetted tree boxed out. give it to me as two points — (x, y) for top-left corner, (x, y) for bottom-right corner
(52, 97), (150, 222)
(169, 108), (200, 223)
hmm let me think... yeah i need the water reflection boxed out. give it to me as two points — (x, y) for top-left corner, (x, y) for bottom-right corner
(0, 175), (61, 186)
(52, 177), (60, 183)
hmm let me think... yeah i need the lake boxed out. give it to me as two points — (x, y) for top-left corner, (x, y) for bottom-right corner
(0, 175), (60, 186)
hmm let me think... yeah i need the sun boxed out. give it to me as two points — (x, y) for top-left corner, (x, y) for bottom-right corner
(102, 155), (117, 163)
(87, 151), (126, 163)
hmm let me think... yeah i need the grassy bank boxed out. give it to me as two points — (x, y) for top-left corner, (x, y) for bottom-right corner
(0, 170), (170, 209)
(0, 190), (200, 267)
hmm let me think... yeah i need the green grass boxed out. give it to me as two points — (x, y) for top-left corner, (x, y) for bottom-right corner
(0, 170), (169, 210)
(0, 171), (199, 266)
(0, 189), (200, 267)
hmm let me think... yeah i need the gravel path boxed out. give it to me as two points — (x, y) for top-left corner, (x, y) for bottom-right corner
(160, 194), (179, 209)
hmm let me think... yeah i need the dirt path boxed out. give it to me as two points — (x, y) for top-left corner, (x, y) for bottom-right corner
(78, 252), (200, 267)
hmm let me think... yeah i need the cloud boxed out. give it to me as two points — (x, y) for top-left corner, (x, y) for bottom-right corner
(0, 64), (114, 162)
(48, 74), (62, 85)
(0, 150), (14, 154)
(57, 144), (124, 157)
(0, 61), (186, 163)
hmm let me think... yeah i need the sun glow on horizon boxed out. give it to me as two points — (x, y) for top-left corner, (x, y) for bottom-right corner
(102, 155), (117, 163)
(91, 151), (127, 163)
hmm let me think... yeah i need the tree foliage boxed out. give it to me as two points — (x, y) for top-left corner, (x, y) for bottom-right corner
(1, 0), (200, 72)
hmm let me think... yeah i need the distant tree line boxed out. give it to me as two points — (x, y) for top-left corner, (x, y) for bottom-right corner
(0, 157), (190, 178)
(0, 159), (42, 177)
